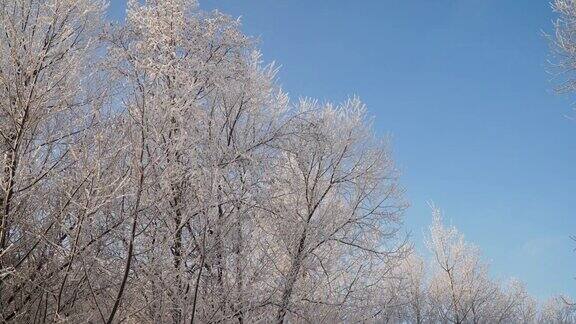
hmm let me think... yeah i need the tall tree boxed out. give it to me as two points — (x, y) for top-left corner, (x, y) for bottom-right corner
(106, 0), (289, 322)
(0, 0), (108, 321)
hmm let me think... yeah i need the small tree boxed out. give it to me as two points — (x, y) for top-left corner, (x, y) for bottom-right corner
(540, 295), (576, 323)
(425, 208), (536, 324)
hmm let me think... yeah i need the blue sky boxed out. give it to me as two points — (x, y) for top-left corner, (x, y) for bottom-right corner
(108, 1), (576, 300)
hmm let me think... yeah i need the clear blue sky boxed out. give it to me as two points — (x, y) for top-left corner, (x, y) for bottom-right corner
(108, 1), (576, 301)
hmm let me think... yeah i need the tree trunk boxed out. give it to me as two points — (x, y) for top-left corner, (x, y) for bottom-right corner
(276, 227), (308, 324)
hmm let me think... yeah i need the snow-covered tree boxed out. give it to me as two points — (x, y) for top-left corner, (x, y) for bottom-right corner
(552, 0), (576, 93)
(0, 1), (563, 323)
(422, 208), (538, 324)
(396, 253), (431, 324)
(540, 295), (576, 324)
(265, 99), (407, 323)
(0, 0), (108, 321)
(105, 0), (289, 322)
